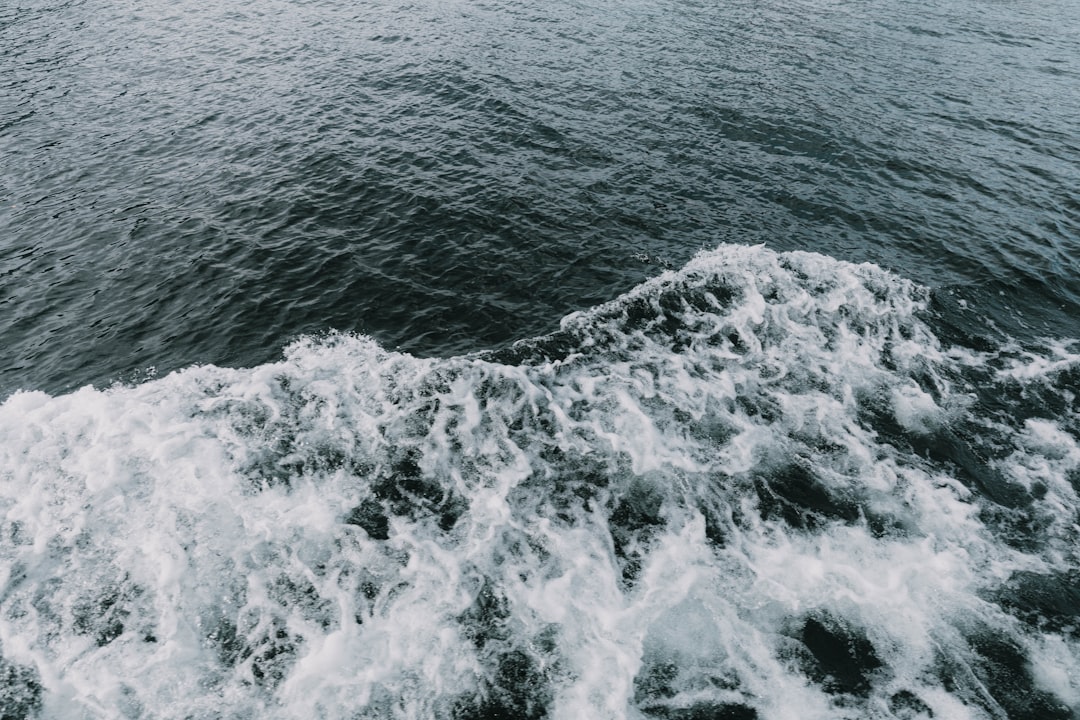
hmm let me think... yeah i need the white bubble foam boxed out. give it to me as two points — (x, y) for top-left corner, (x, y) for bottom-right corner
(2, 244), (1078, 719)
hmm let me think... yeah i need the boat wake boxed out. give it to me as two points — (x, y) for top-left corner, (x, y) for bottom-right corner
(2, 244), (1078, 719)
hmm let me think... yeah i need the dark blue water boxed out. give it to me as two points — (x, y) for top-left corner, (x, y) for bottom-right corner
(2, 0), (1080, 718)
(3, 0), (1078, 395)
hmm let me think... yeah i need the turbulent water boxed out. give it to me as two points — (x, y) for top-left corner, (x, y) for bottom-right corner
(3, 246), (1080, 719)
(2, 0), (1080, 718)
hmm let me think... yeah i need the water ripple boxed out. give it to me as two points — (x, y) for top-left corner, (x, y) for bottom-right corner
(1, 0), (1078, 394)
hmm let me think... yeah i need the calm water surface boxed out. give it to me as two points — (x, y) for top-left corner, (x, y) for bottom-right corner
(2, 0), (1078, 393)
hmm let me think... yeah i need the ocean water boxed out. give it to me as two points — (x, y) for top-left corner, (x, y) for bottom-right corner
(2, 0), (1079, 718)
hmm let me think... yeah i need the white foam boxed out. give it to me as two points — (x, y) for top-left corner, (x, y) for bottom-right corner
(1, 244), (1078, 719)
(997, 339), (1080, 381)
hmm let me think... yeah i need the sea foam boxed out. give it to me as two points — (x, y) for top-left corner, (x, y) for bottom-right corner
(1, 244), (1078, 719)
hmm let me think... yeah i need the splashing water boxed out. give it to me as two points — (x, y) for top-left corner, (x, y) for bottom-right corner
(2, 244), (1078, 719)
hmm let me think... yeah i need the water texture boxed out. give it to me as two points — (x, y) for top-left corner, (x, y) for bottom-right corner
(1, 0), (1078, 393)
(3, 245), (1080, 719)
(2, 0), (1080, 718)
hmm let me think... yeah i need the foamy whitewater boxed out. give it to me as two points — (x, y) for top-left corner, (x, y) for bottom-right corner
(2, 245), (1078, 719)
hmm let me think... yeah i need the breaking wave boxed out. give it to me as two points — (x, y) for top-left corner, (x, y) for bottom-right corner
(2, 244), (1079, 719)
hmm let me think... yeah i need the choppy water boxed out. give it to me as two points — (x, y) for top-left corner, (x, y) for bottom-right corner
(2, 0), (1080, 718)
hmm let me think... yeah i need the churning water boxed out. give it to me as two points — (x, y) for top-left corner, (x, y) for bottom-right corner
(2, 0), (1079, 718)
